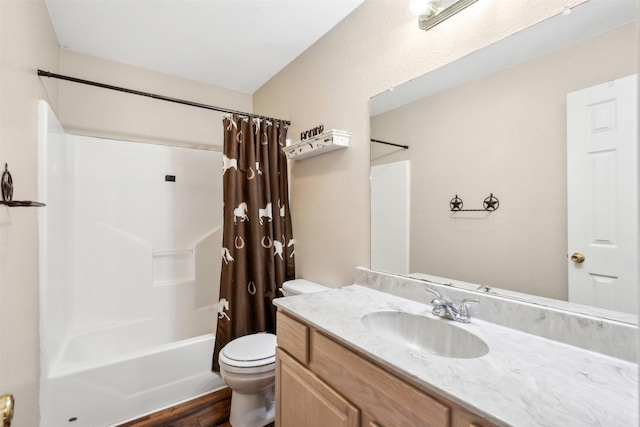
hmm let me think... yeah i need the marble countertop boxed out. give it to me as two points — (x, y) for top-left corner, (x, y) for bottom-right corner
(274, 285), (638, 427)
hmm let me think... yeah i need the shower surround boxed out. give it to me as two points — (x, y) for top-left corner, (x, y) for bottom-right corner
(38, 101), (225, 427)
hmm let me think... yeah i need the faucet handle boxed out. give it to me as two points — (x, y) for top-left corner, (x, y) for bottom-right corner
(425, 287), (441, 300)
(429, 297), (450, 317)
(457, 298), (479, 323)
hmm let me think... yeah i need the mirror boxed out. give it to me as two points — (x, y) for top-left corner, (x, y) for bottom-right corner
(370, 0), (638, 322)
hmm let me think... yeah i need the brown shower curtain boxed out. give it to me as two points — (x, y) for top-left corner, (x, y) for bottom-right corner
(212, 114), (295, 371)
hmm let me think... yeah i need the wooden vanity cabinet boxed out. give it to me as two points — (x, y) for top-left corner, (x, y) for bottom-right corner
(452, 411), (493, 427)
(275, 348), (359, 426)
(311, 331), (449, 426)
(275, 311), (496, 427)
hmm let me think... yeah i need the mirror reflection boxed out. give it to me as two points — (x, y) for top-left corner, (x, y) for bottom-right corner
(370, 0), (638, 320)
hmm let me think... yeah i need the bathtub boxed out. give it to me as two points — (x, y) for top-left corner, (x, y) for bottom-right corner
(40, 318), (225, 427)
(38, 106), (226, 426)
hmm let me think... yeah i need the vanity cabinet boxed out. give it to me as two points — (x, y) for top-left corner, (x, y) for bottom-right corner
(275, 311), (496, 427)
(452, 412), (491, 427)
(276, 348), (359, 426)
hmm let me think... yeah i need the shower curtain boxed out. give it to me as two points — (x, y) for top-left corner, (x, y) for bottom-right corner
(213, 114), (295, 371)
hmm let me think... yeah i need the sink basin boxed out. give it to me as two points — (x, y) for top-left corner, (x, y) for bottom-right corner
(361, 311), (489, 359)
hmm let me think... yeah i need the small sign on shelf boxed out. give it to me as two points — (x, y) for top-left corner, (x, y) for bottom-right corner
(283, 129), (350, 161)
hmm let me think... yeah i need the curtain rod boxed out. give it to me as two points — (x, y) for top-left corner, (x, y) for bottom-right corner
(370, 139), (409, 149)
(37, 70), (291, 126)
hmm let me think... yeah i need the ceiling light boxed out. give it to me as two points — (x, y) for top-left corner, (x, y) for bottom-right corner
(410, 0), (478, 31)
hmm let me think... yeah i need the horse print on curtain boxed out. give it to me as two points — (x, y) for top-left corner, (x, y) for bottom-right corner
(212, 114), (295, 371)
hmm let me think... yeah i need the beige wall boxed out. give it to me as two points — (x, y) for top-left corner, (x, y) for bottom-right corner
(1, 1), (252, 423)
(2, 0), (624, 423)
(0, 1), (59, 425)
(370, 23), (637, 300)
(254, 0), (587, 287)
(58, 49), (252, 150)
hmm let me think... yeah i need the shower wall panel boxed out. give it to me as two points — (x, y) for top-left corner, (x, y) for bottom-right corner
(70, 136), (223, 334)
(39, 101), (74, 374)
(39, 102), (226, 425)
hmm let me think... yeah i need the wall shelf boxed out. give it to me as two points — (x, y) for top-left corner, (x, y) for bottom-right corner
(0, 200), (46, 207)
(283, 129), (350, 160)
(1, 163), (46, 207)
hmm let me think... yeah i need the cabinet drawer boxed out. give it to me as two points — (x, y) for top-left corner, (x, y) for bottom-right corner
(277, 311), (309, 364)
(452, 409), (496, 427)
(312, 331), (450, 427)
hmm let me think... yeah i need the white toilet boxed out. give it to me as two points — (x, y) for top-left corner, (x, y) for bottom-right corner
(218, 279), (328, 427)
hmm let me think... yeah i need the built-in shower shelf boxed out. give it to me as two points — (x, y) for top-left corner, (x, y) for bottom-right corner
(283, 129), (350, 160)
(154, 278), (195, 286)
(153, 249), (193, 256)
(153, 249), (195, 286)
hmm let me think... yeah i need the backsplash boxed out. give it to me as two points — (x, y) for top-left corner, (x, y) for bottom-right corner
(355, 268), (637, 362)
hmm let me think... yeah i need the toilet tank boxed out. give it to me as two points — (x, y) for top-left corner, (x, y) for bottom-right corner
(280, 279), (328, 296)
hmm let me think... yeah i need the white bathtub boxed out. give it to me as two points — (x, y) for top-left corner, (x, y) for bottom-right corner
(40, 318), (225, 427)
(38, 106), (226, 426)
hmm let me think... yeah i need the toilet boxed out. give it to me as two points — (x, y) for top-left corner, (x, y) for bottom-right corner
(218, 279), (328, 427)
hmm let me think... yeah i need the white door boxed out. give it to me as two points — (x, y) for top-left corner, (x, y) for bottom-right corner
(567, 74), (638, 314)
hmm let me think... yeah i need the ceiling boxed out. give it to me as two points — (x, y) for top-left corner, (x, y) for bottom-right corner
(45, 0), (366, 94)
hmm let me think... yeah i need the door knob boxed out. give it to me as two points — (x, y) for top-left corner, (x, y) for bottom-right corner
(571, 252), (585, 263)
(1, 394), (14, 427)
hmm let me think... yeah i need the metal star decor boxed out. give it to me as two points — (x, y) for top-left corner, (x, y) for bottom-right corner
(449, 193), (499, 212)
(483, 193), (499, 211)
(450, 195), (463, 211)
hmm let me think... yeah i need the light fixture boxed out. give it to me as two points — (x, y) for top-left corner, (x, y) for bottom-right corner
(409, 0), (478, 31)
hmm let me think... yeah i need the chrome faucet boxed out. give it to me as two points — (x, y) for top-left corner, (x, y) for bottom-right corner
(425, 288), (479, 323)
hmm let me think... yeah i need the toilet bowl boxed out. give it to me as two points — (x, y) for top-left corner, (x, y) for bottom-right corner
(219, 279), (328, 427)
(219, 333), (277, 427)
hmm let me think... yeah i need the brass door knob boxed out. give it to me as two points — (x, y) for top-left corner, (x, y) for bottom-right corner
(1, 394), (14, 427)
(571, 252), (585, 263)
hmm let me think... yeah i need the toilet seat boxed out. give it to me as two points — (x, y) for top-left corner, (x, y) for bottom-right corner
(219, 333), (276, 372)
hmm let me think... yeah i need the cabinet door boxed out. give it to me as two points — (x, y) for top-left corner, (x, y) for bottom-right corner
(276, 348), (359, 427)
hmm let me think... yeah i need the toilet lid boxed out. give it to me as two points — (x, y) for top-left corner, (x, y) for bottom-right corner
(222, 333), (276, 363)
(282, 279), (328, 295)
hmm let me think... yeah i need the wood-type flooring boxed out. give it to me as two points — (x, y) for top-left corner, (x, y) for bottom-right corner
(117, 387), (275, 427)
